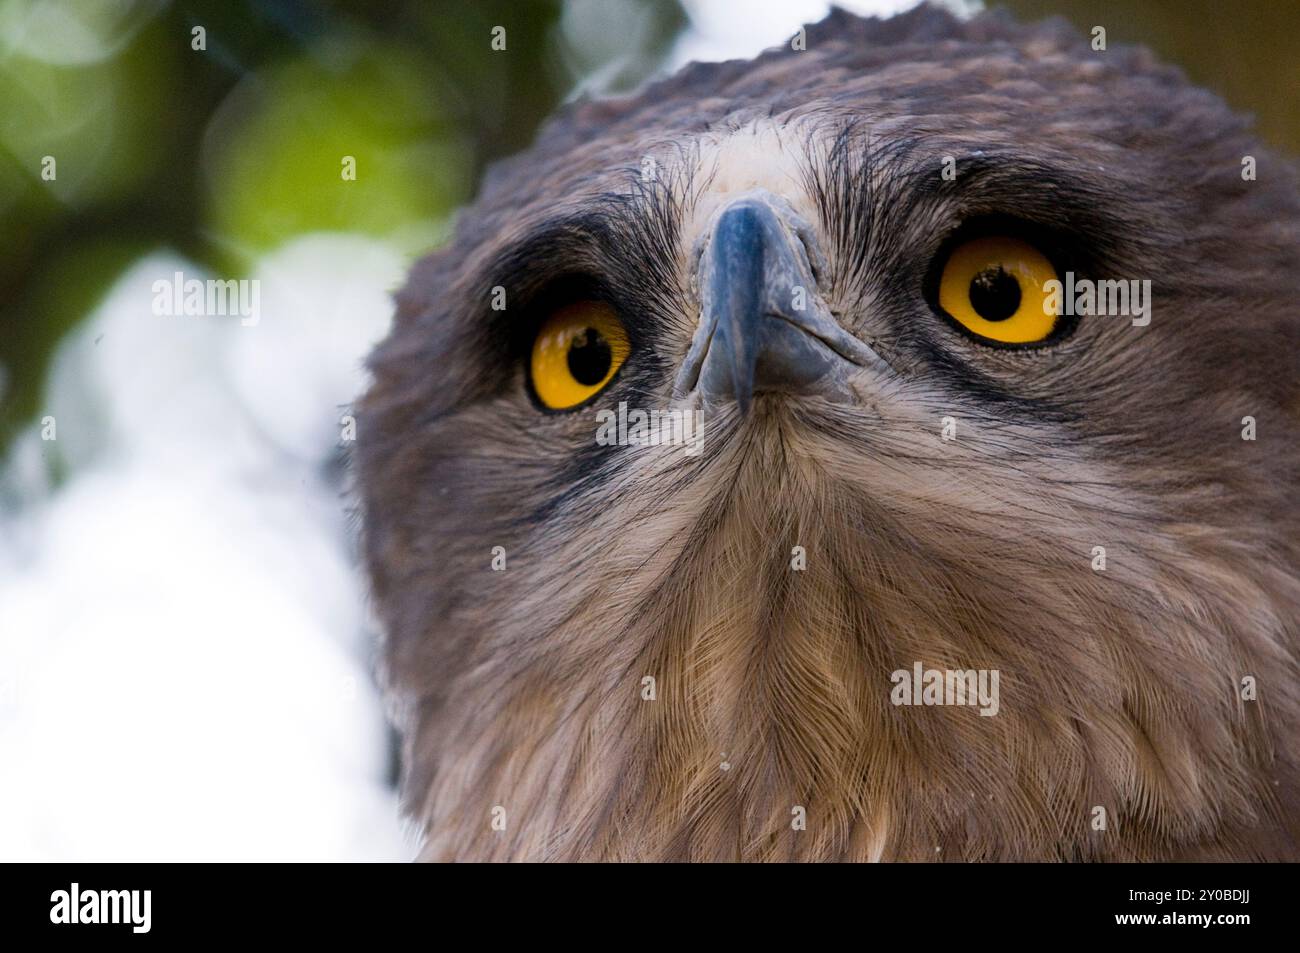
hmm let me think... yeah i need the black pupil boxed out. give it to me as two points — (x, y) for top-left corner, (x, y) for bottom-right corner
(567, 327), (612, 386)
(968, 266), (1022, 322)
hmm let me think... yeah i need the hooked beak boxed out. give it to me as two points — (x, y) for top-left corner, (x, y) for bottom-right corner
(674, 189), (880, 412)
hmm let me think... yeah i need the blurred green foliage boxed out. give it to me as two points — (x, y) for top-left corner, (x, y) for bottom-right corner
(203, 42), (469, 257)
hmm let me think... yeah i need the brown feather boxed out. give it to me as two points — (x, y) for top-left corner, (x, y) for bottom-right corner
(356, 4), (1300, 861)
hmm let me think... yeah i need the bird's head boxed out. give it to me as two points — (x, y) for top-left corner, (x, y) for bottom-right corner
(357, 5), (1300, 860)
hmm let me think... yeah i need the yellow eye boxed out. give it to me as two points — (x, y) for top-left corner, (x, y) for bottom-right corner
(938, 236), (1060, 345)
(529, 300), (630, 409)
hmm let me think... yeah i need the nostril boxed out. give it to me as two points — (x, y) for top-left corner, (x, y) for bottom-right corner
(789, 216), (830, 292)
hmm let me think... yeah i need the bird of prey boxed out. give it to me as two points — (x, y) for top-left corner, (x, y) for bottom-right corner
(356, 5), (1300, 861)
